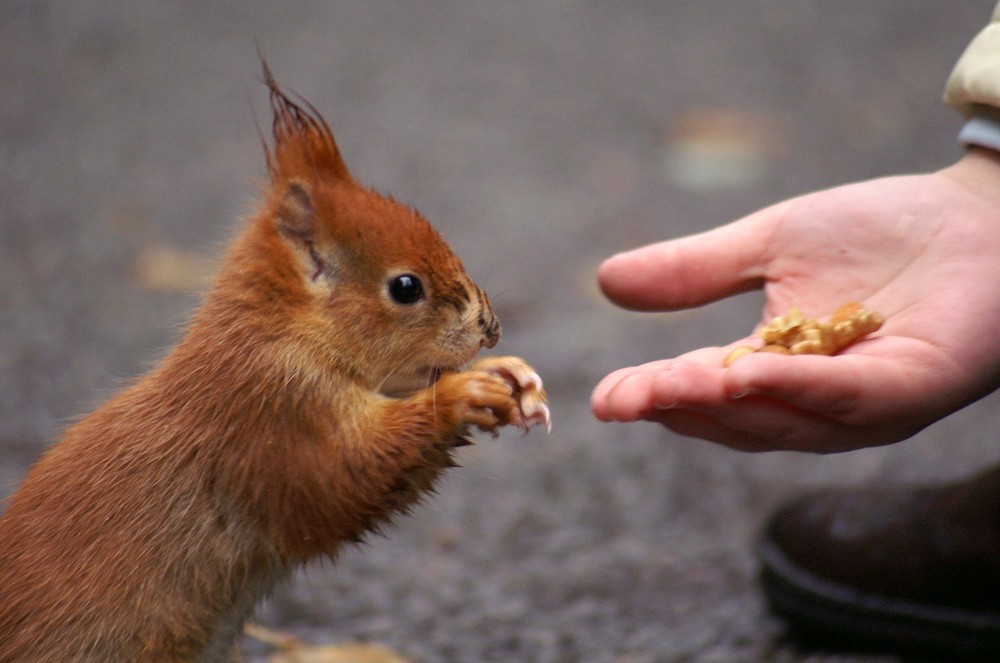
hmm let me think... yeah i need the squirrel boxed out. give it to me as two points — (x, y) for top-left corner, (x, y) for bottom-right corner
(0, 62), (549, 662)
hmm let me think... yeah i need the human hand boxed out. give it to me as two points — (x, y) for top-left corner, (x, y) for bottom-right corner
(592, 148), (1000, 452)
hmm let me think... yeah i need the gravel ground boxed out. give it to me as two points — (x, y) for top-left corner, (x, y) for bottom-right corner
(3, 2), (1000, 661)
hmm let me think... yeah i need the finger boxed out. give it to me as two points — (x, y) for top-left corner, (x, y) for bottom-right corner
(594, 347), (929, 451)
(592, 359), (730, 422)
(591, 344), (749, 421)
(725, 353), (866, 418)
(591, 361), (671, 421)
(645, 397), (896, 453)
(596, 203), (789, 311)
(592, 367), (660, 422)
(641, 408), (771, 452)
(722, 344), (942, 424)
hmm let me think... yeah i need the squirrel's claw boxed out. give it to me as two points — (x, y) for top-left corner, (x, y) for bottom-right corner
(469, 356), (551, 434)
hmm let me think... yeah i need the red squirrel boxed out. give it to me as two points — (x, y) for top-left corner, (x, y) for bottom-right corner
(0, 63), (549, 662)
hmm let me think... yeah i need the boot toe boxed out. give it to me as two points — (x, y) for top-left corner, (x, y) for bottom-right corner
(759, 478), (1000, 660)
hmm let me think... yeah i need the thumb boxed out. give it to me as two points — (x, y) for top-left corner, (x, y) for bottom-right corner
(597, 201), (788, 311)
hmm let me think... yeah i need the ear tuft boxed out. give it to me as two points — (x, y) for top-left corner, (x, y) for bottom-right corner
(275, 179), (314, 243)
(260, 58), (351, 184)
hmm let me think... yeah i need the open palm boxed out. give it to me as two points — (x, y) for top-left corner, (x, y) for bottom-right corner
(592, 149), (1000, 452)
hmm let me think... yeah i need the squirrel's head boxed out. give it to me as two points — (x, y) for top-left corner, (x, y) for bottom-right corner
(248, 62), (500, 395)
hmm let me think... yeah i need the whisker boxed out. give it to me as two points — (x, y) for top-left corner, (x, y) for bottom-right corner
(372, 343), (428, 394)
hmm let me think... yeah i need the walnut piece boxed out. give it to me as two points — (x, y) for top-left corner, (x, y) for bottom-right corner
(723, 303), (883, 367)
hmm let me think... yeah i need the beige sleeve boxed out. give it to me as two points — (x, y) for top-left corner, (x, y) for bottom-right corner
(944, 3), (1000, 116)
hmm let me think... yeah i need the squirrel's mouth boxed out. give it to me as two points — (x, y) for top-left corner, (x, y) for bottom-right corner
(382, 364), (463, 398)
(426, 364), (462, 386)
(422, 346), (481, 386)
(384, 346), (482, 397)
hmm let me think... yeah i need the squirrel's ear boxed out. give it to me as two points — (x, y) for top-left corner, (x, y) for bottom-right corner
(275, 179), (314, 243)
(274, 179), (334, 283)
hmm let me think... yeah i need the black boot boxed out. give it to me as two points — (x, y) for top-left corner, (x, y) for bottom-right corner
(758, 464), (1000, 660)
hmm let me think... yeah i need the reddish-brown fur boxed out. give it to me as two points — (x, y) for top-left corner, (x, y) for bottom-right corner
(0, 64), (517, 661)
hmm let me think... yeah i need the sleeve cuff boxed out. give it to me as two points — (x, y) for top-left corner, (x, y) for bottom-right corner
(958, 107), (1000, 152)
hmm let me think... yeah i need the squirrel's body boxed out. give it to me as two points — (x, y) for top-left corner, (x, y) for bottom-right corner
(0, 65), (546, 661)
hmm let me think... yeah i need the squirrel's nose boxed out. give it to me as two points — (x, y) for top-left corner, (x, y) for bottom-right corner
(481, 316), (501, 349)
(474, 286), (501, 348)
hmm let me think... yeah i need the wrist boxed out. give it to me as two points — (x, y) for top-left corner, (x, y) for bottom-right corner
(941, 144), (1000, 205)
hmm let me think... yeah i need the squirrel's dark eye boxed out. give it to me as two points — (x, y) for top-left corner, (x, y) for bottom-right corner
(388, 274), (424, 304)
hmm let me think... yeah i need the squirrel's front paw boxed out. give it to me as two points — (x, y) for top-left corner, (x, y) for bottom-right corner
(432, 370), (519, 436)
(468, 356), (551, 433)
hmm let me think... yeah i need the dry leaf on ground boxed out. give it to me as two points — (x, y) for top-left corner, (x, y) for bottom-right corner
(245, 623), (411, 663)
